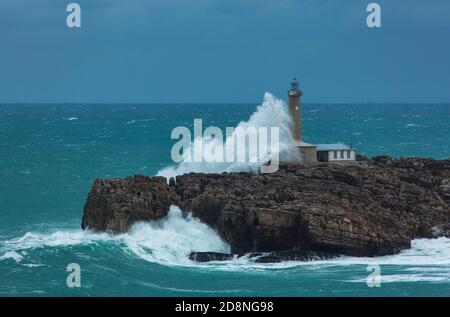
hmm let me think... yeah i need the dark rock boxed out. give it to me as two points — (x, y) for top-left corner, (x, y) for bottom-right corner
(189, 252), (233, 262)
(82, 156), (450, 258)
(81, 175), (179, 233)
(371, 155), (394, 166)
(251, 250), (337, 263)
(356, 154), (369, 161)
(430, 223), (450, 238)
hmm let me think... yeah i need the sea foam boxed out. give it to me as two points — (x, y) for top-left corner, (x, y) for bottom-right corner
(2, 212), (450, 276)
(124, 206), (230, 266)
(0, 206), (230, 268)
(157, 92), (299, 179)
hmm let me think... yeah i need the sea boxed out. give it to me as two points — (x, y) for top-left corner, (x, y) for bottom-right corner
(0, 93), (449, 296)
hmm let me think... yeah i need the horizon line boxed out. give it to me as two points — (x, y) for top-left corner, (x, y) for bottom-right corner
(1, 101), (450, 105)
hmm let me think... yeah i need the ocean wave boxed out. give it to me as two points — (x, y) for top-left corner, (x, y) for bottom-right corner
(123, 206), (230, 266)
(0, 251), (23, 263)
(1, 204), (449, 284)
(326, 237), (450, 266)
(0, 206), (229, 268)
(2, 229), (114, 251)
(347, 274), (449, 284)
(157, 92), (299, 179)
(404, 123), (421, 128)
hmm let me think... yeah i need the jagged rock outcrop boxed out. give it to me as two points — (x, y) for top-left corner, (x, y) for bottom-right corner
(81, 175), (179, 233)
(82, 157), (450, 260)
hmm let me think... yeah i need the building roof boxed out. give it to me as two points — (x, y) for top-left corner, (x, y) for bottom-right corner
(316, 143), (353, 151)
(295, 141), (316, 148)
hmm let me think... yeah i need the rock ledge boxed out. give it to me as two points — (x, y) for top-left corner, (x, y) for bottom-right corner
(82, 156), (450, 261)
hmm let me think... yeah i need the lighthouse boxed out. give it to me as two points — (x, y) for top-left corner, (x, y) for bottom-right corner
(288, 77), (303, 142)
(287, 77), (317, 163)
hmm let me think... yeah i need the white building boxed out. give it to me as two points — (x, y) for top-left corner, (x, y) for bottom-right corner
(316, 143), (356, 162)
(285, 78), (357, 164)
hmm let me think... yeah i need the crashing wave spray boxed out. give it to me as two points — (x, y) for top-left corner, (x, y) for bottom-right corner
(157, 92), (299, 179)
(0, 206), (230, 267)
(3, 224), (450, 275)
(124, 206), (230, 266)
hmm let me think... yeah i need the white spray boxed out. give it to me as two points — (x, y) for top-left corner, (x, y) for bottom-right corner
(157, 92), (299, 179)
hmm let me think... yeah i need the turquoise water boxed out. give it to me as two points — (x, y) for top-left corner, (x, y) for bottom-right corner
(0, 99), (449, 296)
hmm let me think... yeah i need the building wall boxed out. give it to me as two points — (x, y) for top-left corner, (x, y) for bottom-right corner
(317, 151), (329, 162)
(300, 146), (317, 164)
(327, 150), (356, 161)
(349, 150), (356, 160)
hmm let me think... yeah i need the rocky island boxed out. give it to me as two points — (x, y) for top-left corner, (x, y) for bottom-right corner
(81, 156), (450, 262)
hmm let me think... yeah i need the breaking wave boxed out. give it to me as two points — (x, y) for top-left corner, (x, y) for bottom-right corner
(124, 206), (230, 266)
(2, 207), (450, 282)
(157, 92), (299, 179)
(0, 206), (230, 267)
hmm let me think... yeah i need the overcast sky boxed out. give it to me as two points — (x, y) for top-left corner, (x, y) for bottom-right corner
(1, 0), (450, 103)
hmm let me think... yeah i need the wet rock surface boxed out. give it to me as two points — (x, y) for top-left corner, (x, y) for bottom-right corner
(248, 250), (337, 263)
(82, 157), (450, 261)
(188, 252), (234, 262)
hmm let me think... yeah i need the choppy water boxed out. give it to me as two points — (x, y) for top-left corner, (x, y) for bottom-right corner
(0, 96), (449, 296)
